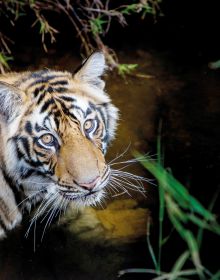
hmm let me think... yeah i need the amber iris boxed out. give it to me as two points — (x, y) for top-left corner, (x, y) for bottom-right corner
(84, 119), (95, 133)
(41, 134), (54, 145)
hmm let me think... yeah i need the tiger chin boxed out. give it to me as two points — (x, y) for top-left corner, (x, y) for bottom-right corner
(0, 52), (119, 239)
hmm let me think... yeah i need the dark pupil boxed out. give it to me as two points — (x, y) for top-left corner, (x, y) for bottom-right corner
(43, 135), (53, 144)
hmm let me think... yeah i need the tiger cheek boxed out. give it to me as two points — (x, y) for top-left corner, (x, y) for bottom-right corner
(33, 143), (55, 169)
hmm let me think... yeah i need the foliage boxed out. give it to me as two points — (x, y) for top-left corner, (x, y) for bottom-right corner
(0, 52), (13, 73)
(117, 64), (138, 76)
(0, 0), (162, 73)
(119, 134), (220, 279)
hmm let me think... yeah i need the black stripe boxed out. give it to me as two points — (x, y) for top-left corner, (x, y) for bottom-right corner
(43, 116), (53, 130)
(28, 75), (65, 88)
(16, 146), (24, 160)
(19, 137), (31, 158)
(33, 85), (45, 97)
(53, 114), (60, 129)
(59, 96), (76, 102)
(35, 123), (44, 132)
(40, 98), (55, 113)
(58, 100), (77, 118)
(20, 168), (35, 179)
(37, 93), (46, 105)
(24, 158), (42, 168)
(47, 86), (68, 94)
(86, 107), (92, 115)
(2, 169), (22, 206)
(16, 70), (49, 86)
(102, 134), (109, 143)
(96, 107), (107, 128)
(47, 86), (54, 93)
(50, 80), (68, 86)
(35, 150), (46, 157)
(53, 87), (67, 93)
(24, 121), (33, 135)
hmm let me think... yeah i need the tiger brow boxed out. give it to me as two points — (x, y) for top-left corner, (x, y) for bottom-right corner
(27, 75), (68, 89)
(35, 123), (49, 132)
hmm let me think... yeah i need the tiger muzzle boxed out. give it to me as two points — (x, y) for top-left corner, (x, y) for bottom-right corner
(55, 134), (106, 190)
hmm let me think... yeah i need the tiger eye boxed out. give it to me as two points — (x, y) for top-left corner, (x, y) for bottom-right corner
(84, 119), (94, 132)
(41, 134), (54, 145)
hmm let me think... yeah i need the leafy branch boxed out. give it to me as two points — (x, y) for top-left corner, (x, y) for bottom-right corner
(0, 0), (162, 73)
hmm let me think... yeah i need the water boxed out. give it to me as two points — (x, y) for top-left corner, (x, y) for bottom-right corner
(0, 47), (219, 279)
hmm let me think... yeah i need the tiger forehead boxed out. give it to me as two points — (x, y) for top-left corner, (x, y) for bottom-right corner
(20, 110), (80, 136)
(17, 70), (72, 90)
(19, 94), (102, 133)
(14, 70), (108, 104)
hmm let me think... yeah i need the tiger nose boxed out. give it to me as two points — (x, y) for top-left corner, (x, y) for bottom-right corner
(78, 176), (100, 190)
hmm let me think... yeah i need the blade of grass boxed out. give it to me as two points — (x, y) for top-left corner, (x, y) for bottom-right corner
(118, 268), (161, 277)
(133, 139), (220, 279)
(151, 269), (198, 280)
(170, 251), (190, 280)
(134, 152), (216, 223)
(197, 188), (220, 247)
(210, 271), (220, 280)
(167, 207), (205, 279)
(161, 228), (175, 246)
(147, 219), (159, 270)
(157, 120), (165, 272)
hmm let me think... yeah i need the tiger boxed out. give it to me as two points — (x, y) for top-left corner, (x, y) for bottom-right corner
(0, 52), (119, 239)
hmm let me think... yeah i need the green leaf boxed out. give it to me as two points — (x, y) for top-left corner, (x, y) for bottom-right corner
(210, 271), (220, 280)
(117, 64), (138, 76)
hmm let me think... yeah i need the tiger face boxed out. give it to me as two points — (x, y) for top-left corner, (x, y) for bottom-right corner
(0, 52), (118, 212)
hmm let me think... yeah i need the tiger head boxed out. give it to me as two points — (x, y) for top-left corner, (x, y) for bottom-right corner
(0, 52), (119, 210)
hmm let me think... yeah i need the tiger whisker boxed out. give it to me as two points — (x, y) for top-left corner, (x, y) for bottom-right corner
(112, 172), (145, 188)
(39, 193), (60, 224)
(112, 175), (145, 192)
(108, 183), (118, 195)
(111, 179), (136, 195)
(34, 192), (59, 223)
(109, 153), (156, 166)
(112, 177), (145, 193)
(110, 176), (146, 197)
(111, 173), (145, 189)
(109, 180), (132, 197)
(9, 187), (47, 216)
(25, 192), (59, 238)
(41, 197), (61, 241)
(107, 143), (131, 165)
(111, 169), (152, 183)
(30, 194), (56, 225)
(112, 190), (128, 197)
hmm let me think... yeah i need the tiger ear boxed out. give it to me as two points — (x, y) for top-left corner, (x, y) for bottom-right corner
(0, 81), (25, 121)
(74, 52), (107, 90)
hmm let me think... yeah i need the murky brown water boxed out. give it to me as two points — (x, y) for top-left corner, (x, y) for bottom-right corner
(0, 48), (219, 279)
